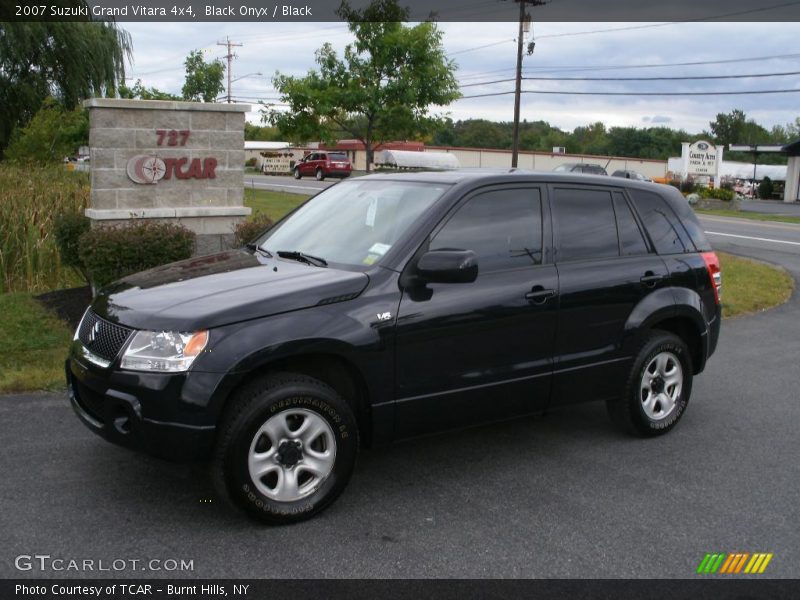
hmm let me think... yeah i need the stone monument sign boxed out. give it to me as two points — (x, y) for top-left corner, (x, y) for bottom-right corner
(83, 98), (251, 255)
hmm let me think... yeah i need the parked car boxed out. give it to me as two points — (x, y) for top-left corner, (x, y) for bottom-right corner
(612, 169), (653, 182)
(67, 171), (721, 524)
(293, 151), (351, 180)
(553, 162), (608, 175)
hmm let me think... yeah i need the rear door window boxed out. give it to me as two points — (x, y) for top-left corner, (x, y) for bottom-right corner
(613, 193), (649, 256)
(552, 188), (618, 262)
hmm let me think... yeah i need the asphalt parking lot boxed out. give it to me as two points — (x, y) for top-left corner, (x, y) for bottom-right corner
(1, 215), (799, 579)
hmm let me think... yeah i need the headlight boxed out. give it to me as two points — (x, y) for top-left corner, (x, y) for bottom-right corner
(120, 330), (209, 373)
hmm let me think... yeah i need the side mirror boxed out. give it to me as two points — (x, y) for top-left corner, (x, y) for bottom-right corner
(416, 250), (478, 284)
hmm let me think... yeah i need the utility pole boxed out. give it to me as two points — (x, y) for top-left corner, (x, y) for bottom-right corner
(217, 37), (243, 103)
(511, 0), (544, 168)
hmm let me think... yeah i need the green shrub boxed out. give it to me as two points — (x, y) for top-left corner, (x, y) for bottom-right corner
(758, 176), (774, 199)
(233, 213), (274, 247)
(54, 211), (90, 283)
(5, 98), (89, 164)
(245, 157), (257, 167)
(79, 221), (195, 289)
(697, 187), (735, 202)
(679, 179), (696, 194)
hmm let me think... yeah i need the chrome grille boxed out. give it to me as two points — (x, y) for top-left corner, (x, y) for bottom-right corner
(77, 310), (133, 362)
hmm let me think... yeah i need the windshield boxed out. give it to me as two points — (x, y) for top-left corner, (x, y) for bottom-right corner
(328, 153), (348, 161)
(257, 179), (448, 268)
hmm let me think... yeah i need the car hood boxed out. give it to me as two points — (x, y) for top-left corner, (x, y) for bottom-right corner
(91, 250), (370, 331)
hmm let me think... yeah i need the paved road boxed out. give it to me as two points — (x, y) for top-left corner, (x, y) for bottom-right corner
(244, 173), (334, 195)
(2, 217), (799, 579)
(740, 199), (800, 216)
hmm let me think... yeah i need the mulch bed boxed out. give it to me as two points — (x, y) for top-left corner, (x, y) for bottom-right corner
(35, 286), (92, 330)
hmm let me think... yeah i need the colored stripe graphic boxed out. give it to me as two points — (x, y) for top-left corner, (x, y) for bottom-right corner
(719, 554), (736, 574)
(734, 553), (750, 573)
(699, 552), (773, 575)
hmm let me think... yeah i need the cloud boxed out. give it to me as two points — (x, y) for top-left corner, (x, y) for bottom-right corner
(118, 21), (800, 134)
(644, 115), (673, 124)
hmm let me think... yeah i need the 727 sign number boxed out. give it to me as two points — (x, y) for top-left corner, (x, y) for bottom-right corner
(156, 129), (190, 146)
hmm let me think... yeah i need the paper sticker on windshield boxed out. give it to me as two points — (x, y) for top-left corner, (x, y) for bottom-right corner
(368, 242), (391, 256)
(363, 254), (379, 265)
(365, 197), (377, 227)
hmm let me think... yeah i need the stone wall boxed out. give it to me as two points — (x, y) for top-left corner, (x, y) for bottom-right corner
(83, 98), (251, 255)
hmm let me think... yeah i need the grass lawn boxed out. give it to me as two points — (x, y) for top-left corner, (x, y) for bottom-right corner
(0, 293), (72, 393)
(695, 208), (800, 225)
(718, 252), (794, 318)
(244, 188), (309, 221)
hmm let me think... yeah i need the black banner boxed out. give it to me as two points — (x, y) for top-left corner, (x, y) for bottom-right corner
(3, 579), (800, 600)
(1, 0), (800, 22)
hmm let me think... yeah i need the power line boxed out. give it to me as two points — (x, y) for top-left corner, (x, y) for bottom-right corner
(450, 39), (515, 56)
(521, 53), (800, 74)
(459, 70), (800, 87)
(459, 88), (800, 99)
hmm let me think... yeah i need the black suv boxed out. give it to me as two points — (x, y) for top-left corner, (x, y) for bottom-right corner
(67, 171), (721, 524)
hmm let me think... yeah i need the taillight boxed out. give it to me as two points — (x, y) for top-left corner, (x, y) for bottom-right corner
(701, 251), (722, 304)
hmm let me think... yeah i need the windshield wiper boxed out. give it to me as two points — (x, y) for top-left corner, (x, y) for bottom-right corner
(276, 250), (328, 267)
(245, 243), (272, 258)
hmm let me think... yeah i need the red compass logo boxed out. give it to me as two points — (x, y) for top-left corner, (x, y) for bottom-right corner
(126, 155), (167, 184)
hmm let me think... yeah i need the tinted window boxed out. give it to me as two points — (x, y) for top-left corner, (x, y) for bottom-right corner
(583, 165), (607, 175)
(660, 187), (710, 251)
(432, 188), (542, 272)
(614, 193), (649, 256)
(329, 152), (347, 161)
(553, 188), (618, 262)
(631, 190), (689, 254)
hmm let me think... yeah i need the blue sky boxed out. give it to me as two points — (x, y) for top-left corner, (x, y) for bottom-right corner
(121, 21), (800, 135)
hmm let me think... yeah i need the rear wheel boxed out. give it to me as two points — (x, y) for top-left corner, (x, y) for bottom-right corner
(607, 331), (693, 437)
(315, 168), (325, 181)
(214, 373), (358, 524)
(293, 168), (301, 179)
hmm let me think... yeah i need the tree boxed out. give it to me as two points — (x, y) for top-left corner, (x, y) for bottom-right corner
(264, 0), (460, 171)
(182, 50), (225, 102)
(244, 122), (282, 141)
(0, 17), (131, 157)
(5, 98), (88, 163)
(709, 109), (769, 147)
(119, 79), (181, 101)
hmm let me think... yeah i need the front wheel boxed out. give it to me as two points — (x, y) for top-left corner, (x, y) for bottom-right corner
(214, 373), (358, 524)
(293, 168), (301, 179)
(315, 168), (325, 181)
(607, 331), (693, 437)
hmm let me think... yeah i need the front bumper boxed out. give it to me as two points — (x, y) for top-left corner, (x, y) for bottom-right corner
(66, 357), (216, 461)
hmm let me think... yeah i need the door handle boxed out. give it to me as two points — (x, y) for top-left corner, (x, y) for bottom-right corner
(640, 273), (664, 287)
(525, 288), (556, 304)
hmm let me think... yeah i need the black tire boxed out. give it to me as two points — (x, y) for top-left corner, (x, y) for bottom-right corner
(315, 168), (325, 181)
(607, 331), (693, 437)
(293, 168), (301, 179)
(214, 373), (358, 524)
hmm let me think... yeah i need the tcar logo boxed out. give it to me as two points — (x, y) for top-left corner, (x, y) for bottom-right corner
(127, 155), (166, 184)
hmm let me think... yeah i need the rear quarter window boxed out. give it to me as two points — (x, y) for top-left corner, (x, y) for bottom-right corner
(660, 187), (712, 251)
(630, 189), (694, 255)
